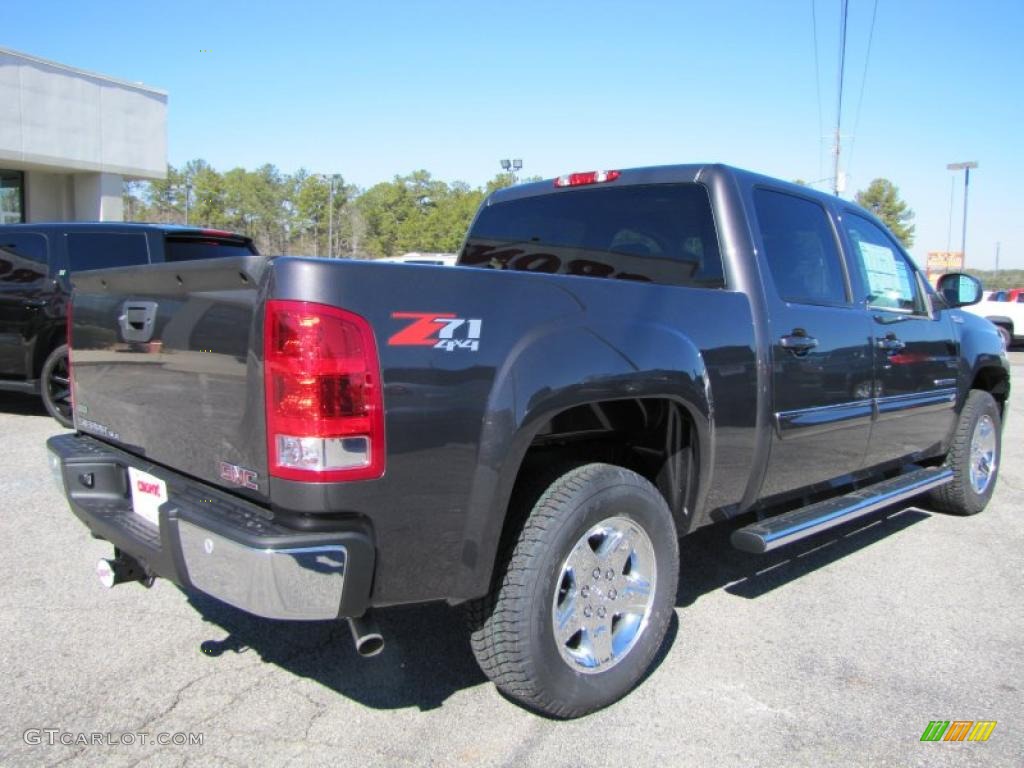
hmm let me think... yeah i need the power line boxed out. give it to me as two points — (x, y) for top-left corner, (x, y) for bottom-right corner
(845, 0), (880, 180)
(811, 0), (825, 183)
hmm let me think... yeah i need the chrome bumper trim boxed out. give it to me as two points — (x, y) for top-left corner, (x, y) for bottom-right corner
(179, 520), (347, 620)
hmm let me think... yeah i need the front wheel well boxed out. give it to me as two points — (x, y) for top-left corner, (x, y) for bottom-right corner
(970, 367), (1009, 417)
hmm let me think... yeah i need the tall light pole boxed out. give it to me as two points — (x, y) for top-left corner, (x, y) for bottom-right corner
(184, 177), (191, 225)
(947, 161), (978, 266)
(500, 158), (523, 184)
(326, 173), (340, 258)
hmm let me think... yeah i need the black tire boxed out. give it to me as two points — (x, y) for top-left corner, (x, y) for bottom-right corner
(41, 344), (73, 428)
(468, 463), (679, 718)
(928, 390), (1001, 516)
(996, 325), (1012, 351)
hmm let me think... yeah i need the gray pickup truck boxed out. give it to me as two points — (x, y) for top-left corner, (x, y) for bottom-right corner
(48, 164), (1009, 717)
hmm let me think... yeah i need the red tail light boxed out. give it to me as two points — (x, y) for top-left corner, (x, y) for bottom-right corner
(66, 298), (74, 417)
(554, 170), (621, 188)
(264, 300), (385, 482)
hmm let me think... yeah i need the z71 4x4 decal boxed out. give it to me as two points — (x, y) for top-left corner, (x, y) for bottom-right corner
(388, 312), (482, 352)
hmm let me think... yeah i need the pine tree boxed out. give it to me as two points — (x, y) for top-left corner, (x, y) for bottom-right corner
(855, 178), (916, 247)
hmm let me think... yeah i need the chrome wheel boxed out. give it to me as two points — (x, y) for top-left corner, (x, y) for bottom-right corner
(46, 355), (71, 421)
(551, 516), (657, 674)
(969, 414), (997, 494)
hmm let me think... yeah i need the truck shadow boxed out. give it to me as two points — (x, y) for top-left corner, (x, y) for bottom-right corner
(0, 391), (48, 418)
(185, 591), (489, 712)
(182, 503), (928, 713)
(677, 504), (932, 606)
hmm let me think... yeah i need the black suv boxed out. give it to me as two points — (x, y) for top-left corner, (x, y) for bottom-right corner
(0, 223), (258, 426)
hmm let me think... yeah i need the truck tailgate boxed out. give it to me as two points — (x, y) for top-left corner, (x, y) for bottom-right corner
(70, 256), (269, 501)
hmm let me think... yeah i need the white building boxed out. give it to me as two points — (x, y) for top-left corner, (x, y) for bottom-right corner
(0, 47), (167, 224)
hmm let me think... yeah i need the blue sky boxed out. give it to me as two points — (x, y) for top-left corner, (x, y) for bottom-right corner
(6, 0), (1023, 267)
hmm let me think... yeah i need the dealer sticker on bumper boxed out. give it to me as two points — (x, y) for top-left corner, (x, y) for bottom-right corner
(127, 467), (167, 528)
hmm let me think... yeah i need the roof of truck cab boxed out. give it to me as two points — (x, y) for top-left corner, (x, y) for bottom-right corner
(0, 222), (251, 238)
(485, 163), (840, 209)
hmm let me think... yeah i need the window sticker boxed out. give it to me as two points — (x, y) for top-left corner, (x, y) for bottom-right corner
(858, 240), (915, 307)
(859, 241), (899, 295)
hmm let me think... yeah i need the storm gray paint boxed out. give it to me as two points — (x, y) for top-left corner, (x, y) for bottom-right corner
(66, 164), (1010, 608)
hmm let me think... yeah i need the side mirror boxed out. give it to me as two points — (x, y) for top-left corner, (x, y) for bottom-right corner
(936, 272), (983, 307)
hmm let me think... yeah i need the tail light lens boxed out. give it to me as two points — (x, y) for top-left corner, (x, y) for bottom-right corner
(264, 300), (385, 482)
(66, 298), (74, 417)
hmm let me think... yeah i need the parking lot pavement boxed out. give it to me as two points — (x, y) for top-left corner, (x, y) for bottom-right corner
(0, 354), (1021, 768)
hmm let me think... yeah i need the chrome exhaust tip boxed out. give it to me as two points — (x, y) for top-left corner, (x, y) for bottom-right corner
(96, 550), (152, 588)
(348, 613), (384, 657)
(96, 558), (118, 589)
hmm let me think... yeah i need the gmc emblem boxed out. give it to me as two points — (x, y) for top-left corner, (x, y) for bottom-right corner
(218, 461), (259, 491)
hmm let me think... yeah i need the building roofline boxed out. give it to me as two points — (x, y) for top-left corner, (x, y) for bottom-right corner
(0, 46), (168, 97)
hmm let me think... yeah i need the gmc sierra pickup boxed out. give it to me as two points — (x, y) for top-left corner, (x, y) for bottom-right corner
(48, 164), (1010, 718)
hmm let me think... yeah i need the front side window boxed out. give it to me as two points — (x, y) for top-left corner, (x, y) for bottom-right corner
(0, 233), (48, 283)
(843, 214), (924, 314)
(66, 233), (150, 271)
(461, 183), (725, 288)
(753, 189), (847, 306)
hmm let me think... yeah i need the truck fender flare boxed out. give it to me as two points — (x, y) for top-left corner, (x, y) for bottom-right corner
(453, 320), (712, 601)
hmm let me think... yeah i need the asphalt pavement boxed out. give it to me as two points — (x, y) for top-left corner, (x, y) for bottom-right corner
(1, 353), (1021, 767)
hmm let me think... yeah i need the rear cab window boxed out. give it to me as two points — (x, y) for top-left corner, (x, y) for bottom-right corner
(163, 235), (258, 262)
(66, 232), (150, 271)
(460, 184), (725, 288)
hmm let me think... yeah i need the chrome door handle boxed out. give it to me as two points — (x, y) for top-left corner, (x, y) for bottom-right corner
(780, 333), (819, 354)
(876, 336), (906, 352)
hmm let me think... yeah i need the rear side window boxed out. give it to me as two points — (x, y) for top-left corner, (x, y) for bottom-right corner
(461, 184), (724, 288)
(754, 189), (847, 306)
(66, 233), (150, 271)
(164, 236), (257, 262)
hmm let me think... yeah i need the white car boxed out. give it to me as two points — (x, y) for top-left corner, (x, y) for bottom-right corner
(962, 294), (1024, 348)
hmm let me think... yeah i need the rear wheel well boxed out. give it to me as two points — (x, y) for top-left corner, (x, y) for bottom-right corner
(497, 398), (698, 566)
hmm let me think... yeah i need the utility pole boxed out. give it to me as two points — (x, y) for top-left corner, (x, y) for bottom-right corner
(832, 0), (849, 196)
(946, 161), (978, 266)
(995, 241), (1000, 274)
(946, 176), (955, 252)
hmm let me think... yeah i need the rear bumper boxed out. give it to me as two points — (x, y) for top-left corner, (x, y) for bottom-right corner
(47, 433), (374, 620)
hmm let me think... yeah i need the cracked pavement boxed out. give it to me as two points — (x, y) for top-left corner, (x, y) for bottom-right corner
(1, 352), (1022, 767)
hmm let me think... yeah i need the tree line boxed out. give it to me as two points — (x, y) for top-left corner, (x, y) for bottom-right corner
(966, 269), (1024, 291)
(126, 162), (919, 258)
(124, 160), (524, 258)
